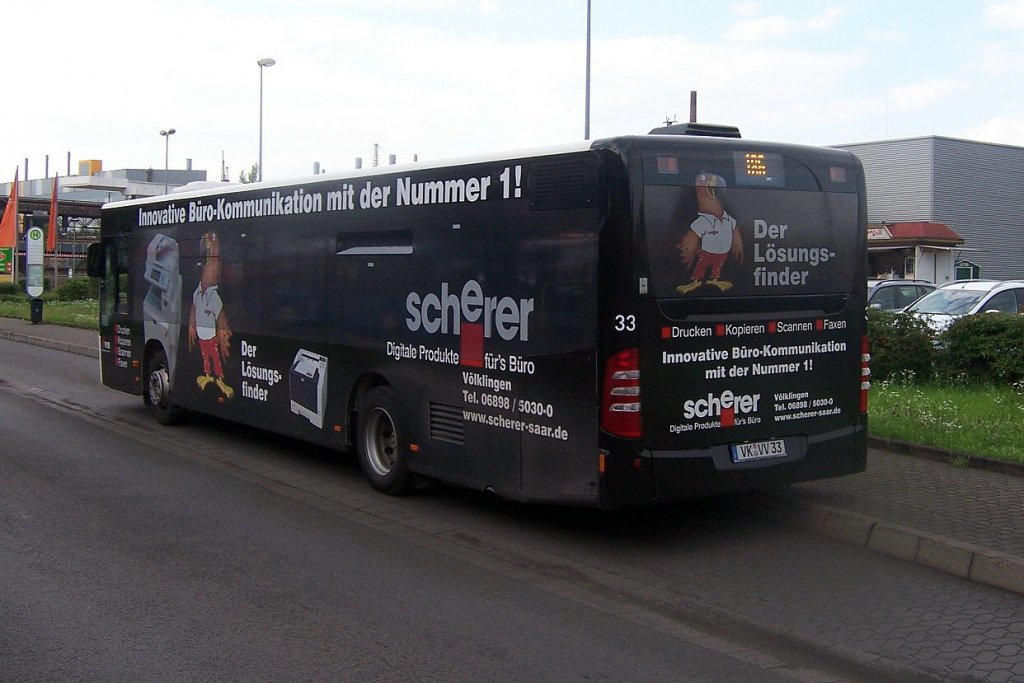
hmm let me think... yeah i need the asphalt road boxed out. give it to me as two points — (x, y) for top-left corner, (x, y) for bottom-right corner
(3, 337), (1022, 682)
(6, 387), (811, 682)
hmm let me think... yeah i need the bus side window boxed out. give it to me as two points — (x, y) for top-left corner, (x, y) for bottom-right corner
(228, 235), (264, 331)
(262, 233), (326, 339)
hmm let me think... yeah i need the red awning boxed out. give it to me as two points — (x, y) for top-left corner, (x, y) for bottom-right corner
(868, 221), (963, 246)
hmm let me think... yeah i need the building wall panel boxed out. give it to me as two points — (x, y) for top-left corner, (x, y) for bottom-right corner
(836, 137), (1024, 280)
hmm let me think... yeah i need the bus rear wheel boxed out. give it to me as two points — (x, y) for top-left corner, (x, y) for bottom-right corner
(356, 387), (413, 495)
(145, 348), (183, 426)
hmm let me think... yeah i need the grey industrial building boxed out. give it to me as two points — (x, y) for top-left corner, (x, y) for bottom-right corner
(0, 162), (208, 284)
(835, 136), (1024, 282)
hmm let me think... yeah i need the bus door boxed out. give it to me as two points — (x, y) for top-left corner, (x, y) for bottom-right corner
(636, 148), (865, 472)
(93, 233), (142, 394)
(516, 229), (601, 502)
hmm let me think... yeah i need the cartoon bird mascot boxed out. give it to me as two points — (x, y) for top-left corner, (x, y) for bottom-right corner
(676, 171), (744, 294)
(188, 231), (234, 399)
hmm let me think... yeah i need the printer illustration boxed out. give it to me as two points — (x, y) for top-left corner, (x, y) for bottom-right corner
(142, 234), (182, 376)
(290, 349), (328, 429)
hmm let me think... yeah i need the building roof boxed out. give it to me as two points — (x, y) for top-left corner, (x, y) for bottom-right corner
(868, 221), (964, 246)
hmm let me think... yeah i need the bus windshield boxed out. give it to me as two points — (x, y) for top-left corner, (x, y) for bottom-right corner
(642, 149), (861, 299)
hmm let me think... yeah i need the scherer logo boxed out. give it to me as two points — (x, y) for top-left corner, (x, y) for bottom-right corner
(405, 279), (535, 367)
(683, 389), (761, 426)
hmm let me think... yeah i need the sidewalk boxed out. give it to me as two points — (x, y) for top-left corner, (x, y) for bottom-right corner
(772, 449), (1024, 596)
(0, 316), (99, 358)
(3, 315), (1023, 596)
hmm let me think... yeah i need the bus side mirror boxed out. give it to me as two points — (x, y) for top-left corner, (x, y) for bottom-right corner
(86, 243), (105, 278)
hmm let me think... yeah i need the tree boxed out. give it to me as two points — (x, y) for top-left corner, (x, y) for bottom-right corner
(239, 163), (259, 184)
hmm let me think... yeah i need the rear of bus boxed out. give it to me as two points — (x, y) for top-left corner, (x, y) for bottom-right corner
(598, 135), (868, 506)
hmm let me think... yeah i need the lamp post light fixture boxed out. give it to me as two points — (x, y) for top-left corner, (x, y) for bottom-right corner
(257, 57), (276, 182)
(159, 128), (176, 194)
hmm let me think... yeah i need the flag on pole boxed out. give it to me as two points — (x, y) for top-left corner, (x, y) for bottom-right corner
(0, 168), (19, 249)
(47, 173), (59, 253)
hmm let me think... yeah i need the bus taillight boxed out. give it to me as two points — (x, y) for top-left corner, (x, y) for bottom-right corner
(860, 335), (871, 414)
(602, 348), (642, 438)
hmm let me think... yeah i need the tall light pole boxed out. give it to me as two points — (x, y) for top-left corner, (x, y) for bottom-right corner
(584, 0), (591, 140)
(257, 57), (276, 182)
(160, 128), (176, 194)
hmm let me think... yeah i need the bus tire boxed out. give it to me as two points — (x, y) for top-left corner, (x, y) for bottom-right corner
(145, 348), (183, 426)
(356, 387), (413, 495)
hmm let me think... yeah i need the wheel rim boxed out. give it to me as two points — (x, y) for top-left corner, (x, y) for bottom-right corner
(149, 364), (170, 408)
(364, 406), (398, 477)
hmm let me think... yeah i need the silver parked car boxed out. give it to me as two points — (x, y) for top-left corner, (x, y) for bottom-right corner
(902, 280), (1024, 332)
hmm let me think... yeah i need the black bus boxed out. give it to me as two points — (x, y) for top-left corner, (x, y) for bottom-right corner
(88, 126), (869, 508)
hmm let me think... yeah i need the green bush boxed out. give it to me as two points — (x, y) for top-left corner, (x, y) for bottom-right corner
(0, 281), (21, 297)
(57, 277), (98, 301)
(942, 313), (1024, 385)
(868, 307), (1024, 388)
(866, 308), (937, 382)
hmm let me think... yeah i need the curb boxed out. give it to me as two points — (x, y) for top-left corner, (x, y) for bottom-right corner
(868, 436), (1024, 478)
(772, 496), (1024, 597)
(0, 328), (99, 359)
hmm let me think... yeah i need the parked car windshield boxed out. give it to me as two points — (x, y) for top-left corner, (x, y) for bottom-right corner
(906, 288), (986, 315)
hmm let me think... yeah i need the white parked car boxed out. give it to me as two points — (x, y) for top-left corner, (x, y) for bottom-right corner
(902, 280), (1024, 332)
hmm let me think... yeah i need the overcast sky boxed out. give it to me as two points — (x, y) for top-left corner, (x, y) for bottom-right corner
(4, 0), (1024, 185)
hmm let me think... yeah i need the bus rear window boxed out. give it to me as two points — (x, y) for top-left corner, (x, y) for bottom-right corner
(642, 152), (861, 299)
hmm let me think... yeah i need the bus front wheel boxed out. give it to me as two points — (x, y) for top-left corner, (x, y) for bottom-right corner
(356, 387), (413, 495)
(145, 348), (183, 426)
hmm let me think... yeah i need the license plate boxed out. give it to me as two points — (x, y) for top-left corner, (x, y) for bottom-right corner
(731, 439), (787, 463)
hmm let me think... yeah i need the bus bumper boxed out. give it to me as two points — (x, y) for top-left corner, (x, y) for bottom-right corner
(598, 424), (866, 508)
(647, 425), (867, 504)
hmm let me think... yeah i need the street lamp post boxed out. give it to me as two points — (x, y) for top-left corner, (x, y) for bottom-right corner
(257, 57), (276, 182)
(584, 0), (591, 140)
(160, 128), (176, 194)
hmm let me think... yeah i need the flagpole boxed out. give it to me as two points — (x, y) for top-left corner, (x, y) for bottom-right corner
(48, 174), (59, 286)
(13, 170), (18, 285)
(14, 170), (17, 285)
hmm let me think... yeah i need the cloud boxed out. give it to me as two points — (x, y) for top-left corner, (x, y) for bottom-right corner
(587, 33), (872, 147)
(973, 40), (1024, 75)
(806, 6), (849, 30)
(886, 78), (961, 112)
(728, 2), (764, 19)
(983, 0), (1024, 28)
(863, 28), (904, 42)
(960, 114), (1024, 144)
(726, 5), (848, 42)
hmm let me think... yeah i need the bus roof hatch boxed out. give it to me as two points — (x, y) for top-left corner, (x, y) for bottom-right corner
(648, 122), (742, 138)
